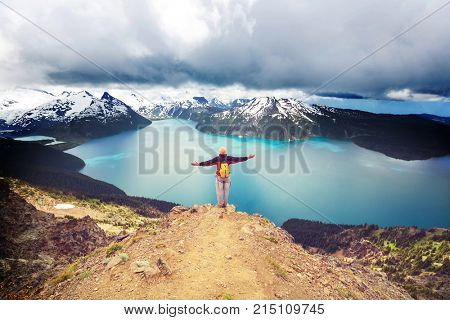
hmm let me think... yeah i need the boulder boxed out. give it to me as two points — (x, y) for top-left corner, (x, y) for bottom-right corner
(106, 255), (122, 270)
(170, 206), (190, 215)
(130, 260), (159, 277)
(114, 230), (130, 242)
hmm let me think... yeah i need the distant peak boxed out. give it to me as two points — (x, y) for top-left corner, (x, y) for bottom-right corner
(78, 90), (93, 97)
(193, 96), (208, 104)
(60, 90), (71, 97)
(250, 96), (279, 105)
(253, 96), (277, 102)
(101, 92), (132, 109)
(101, 91), (114, 100)
(101, 92), (126, 104)
(60, 90), (93, 98)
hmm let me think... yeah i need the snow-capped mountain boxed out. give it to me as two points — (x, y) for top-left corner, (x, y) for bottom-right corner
(217, 97), (324, 124)
(209, 98), (229, 109)
(110, 92), (157, 109)
(0, 88), (56, 125)
(3, 89), (448, 160)
(208, 97), (250, 110)
(0, 89), (247, 137)
(197, 97), (326, 139)
(196, 96), (450, 160)
(131, 96), (223, 121)
(92, 92), (250, 121)
(5, 91), (150, 140)
(128, 96), (249, 121)
(229, 98), (251, 109)
(197, 96), (394, 139)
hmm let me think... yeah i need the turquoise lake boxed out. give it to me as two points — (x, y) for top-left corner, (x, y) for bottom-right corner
(66, 119), (450, 228)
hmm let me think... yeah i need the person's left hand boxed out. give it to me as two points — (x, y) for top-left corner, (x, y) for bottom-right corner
(248, 154), (255, 159)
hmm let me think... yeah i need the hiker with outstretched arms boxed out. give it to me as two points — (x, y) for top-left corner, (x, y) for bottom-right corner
(192, 146), (255, 208)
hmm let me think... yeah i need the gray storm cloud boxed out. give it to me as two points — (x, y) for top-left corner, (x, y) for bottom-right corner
(0, 0), (449, 97)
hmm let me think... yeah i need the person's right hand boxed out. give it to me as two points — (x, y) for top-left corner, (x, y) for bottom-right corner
(191, 161), (199, 166)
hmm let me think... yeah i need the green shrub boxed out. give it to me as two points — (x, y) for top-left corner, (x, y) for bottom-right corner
(262, 236), (278, 244)
(119, 253), (129, 262)
(51, 262), (79, 285)
(106, 243), (122, 257)
(266, 257), (288, 280)
(223, 293), (234, 300)
(79, 271), (92, 280)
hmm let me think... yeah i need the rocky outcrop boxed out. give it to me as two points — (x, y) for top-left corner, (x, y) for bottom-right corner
(0, 179), (109, 299)
(47, 216), (109, 258)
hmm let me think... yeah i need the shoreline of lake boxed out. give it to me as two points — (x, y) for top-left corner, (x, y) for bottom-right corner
(66, 119), (450, 228)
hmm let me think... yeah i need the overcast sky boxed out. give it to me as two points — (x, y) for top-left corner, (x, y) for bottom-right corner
(0, 0), (449, 99)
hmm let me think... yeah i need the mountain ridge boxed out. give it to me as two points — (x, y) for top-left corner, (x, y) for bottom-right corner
(196, 97), (450, 160)
(36, 204), (410, 300)
(1, 90), (151, 143)
(1, 90), (450, 160)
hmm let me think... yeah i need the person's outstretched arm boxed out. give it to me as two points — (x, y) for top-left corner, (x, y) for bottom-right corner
(191, 156), (219, 166)
(228, 154), (255, 164)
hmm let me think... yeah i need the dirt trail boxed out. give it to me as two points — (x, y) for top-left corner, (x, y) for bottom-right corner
(170, 206), (266, 299)
(40, 205), (411, 300)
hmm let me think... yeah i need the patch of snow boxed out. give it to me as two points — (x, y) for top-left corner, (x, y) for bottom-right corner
(45, 140), (65, 146)
(63, 91), (95, 116)
(14, 135), (55, 141)
(54, 203), (75, 209)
